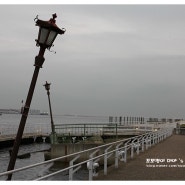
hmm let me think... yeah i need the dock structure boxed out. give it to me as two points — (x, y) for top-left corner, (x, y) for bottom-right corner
(1, 124), (184, 180)
(0, 126), (177, 180)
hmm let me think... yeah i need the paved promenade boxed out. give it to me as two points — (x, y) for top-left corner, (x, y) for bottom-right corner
(94, 134), (185, 180)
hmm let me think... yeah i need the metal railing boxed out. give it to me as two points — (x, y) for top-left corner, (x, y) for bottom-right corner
(0, 122), (174, 141)
(54, 122), (159, 137)
(175, 128), (185, 135)
(0, 127), (173, 181)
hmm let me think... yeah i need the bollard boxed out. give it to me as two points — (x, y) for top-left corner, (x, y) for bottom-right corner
(42, 137), (46, 143)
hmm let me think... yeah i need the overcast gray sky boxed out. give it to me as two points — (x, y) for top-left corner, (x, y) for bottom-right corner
(1, 4), (185, 118)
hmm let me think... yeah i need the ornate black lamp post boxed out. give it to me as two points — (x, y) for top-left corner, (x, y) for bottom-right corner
(43, 81), (58, 144)
(7, 14), (65, 180)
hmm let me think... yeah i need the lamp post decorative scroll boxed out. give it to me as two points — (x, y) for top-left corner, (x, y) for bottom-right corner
(7, 14), (65, 180)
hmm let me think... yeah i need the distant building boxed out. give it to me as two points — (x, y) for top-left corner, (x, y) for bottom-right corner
(0, 108), (40, 115)
(29, 109), (40, 115)
(0, 109), (20, 114)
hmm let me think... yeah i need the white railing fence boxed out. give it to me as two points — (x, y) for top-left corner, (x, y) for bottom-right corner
(0, 127), (173, 181)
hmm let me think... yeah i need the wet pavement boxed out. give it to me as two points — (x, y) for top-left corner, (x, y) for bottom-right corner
(94, 134), (185, 180)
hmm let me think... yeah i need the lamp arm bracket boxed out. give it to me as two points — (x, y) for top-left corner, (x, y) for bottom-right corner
(62, 28), (66, 33)
(34, 15), (39, 23)
(48, 46), (56, 54)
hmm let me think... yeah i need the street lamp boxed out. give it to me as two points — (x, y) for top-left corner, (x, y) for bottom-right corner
(35, 13), (65, 49)
(7, 14), (65, 180)
(43, 81), (57, 144)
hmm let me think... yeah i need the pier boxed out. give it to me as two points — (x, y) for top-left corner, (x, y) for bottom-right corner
(48, 122), (171, 160)
(0, 123), (179, 180)
(1, 121), (184, 180)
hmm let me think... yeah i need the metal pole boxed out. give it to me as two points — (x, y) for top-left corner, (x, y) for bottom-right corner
(116, 124), (118, 139)
(7, 47), (45, 180)
(43, 81), (58, 144)
(84, 124), (86, 138)
(46, 90), (55, 133)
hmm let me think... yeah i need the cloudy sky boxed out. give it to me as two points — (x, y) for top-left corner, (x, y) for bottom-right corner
(1, 4), (185, 118)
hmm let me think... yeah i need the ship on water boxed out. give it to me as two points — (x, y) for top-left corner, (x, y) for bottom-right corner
(0, 108), (48, 115)
(40, 112), (49, 115)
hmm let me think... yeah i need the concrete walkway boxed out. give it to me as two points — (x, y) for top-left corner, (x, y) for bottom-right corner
(94, 134), (185, 180)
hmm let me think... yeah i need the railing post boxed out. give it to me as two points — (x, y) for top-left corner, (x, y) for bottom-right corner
(145, 137), (149, 150)
(69, 155), (81, 180)
(152, 133), (155, 146)
(161, 131), (163, 141)
(88, 149), (100, 180)
(115, 124), (118, 139)
(153, 133), (156, 145)
(156, 132), (159, 143)
(115, 142), (123, 168)
(131, 143), (134, 158)
(124, 139), (131, 162)
(104, 145), (113, 175)
(161, 131), (164, 141)
(156, 132), (158, 144)
(163, 130), (166, 140)
(84, 124), (86, 137)
(124, 145), (127, 163)
(88, 159), (93, 181)
(142, 137), (145, 152)
(104, 149), (108, 176)
(148, 134), (151, 147)
(136, 139), (140, 155)
(159, 132), (161, 142)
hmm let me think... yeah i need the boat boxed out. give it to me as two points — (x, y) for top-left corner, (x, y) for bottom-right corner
(40, 112), (49, 115)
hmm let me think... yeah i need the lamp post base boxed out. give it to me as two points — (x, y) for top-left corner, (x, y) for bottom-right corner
(50, 132), (58, 144)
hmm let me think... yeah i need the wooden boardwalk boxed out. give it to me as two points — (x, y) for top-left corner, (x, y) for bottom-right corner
(94, 134), (185, 180)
